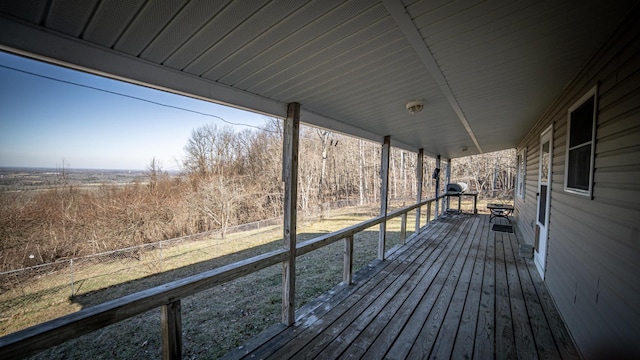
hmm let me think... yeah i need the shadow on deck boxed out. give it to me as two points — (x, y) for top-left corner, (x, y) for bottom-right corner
(223, 214), (580, 360)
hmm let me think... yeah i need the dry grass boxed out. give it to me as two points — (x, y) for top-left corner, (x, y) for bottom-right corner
(11, 204), (424, 359)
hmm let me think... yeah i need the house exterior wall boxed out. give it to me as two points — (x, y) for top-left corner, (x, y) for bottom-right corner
(514, 9), (640, 359)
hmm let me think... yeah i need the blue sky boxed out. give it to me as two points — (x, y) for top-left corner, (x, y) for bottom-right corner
(0, 51), (270, 170)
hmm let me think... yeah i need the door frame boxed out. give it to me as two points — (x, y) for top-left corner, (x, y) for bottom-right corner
(535, 125), (553, 279)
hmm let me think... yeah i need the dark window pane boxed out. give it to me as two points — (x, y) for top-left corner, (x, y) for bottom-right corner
(570, 96), (594, 147)
(567, 145), (591, 190)
(538, 185), (547, 224)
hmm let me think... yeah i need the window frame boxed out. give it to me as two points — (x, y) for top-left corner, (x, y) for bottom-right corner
(564, 85), (598, 198)
(516, 147), (526, 199)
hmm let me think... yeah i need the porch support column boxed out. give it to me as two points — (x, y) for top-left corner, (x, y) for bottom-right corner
(434, 155), (441, 218)
(444, 158), (452, 212)
(415, 148), (424, 233)
(282, 102), (300, 326)
(378, 135), (391, 260)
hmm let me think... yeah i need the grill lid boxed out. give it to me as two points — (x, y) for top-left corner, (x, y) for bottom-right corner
(446, 182), (468, 194)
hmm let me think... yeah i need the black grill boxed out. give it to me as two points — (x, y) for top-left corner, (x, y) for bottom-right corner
(446, 182), (468, 194)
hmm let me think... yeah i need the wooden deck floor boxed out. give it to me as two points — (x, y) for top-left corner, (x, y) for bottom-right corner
(223, 214), (580, 360)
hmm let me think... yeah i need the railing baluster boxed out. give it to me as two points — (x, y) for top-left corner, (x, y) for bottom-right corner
(162, 300), (182, 360)
(343, 235), (354, 285)
(400, 213), (407, 244)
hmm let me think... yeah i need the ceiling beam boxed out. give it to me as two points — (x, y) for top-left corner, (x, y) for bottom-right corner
(382, 0), (483, 154)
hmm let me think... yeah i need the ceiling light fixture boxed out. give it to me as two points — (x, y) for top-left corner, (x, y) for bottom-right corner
(405, 99), (424, 114)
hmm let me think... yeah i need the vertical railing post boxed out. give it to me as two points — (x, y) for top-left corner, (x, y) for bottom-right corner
(473, 193), (478, 214)
(162, 300), (182, 360)
(415, 149), (424, 233)
(434, 155), (441, 219)
(427, 201), (432, 225)
(282, 102), (300, 326)
(343, 235), (354, 285)
(445, 158), (452, 212)
(159, 241), (163, 272)
(69, 259), (74, 298)
(378, 136), (391, 260)
(400, 212), (407, 244)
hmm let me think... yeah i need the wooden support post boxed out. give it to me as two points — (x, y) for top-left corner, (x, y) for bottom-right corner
(378, 135), (391, 260)
(434, 155), (441, 219)
(343, 235), (354, 285)
(445, 158), (452, 211)
(400, 213), (407, 244)
(473, 193), (478, 214)
(161, 300), (182, 360)
(282, 102), (300, 326)
(415, 148), (424, 233)
(427, 200), (432, 225)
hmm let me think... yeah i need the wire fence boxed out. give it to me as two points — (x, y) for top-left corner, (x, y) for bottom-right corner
(0, 198), (371, 336)
(1, 217), (281, 292)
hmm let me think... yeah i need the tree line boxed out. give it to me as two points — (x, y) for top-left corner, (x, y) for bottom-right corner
(0, 119), (514, 271)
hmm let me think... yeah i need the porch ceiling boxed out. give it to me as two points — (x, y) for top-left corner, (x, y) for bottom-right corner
(0, 0), (635, 159)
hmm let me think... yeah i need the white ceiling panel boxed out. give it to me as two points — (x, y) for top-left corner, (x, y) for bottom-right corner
(274, 37), (411, 101)
(0, 0), (48, 23)
(218, 0), (377, 86)
(82, 0), (146, 47)
(251, 19), (399, 96)
(206, 0), (344, 82)
(46, 0), (97, 37)
(139, 0), (230, 64)
(180, 0), (306, 75)
(234, 3), (390, 92)
(113, 1), (189, 56)
(165, 0), (272, 72)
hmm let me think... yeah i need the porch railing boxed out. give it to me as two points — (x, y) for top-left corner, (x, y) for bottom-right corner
(0, 196), (444, 360)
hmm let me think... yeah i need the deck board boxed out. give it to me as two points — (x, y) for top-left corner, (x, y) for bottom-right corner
(450, 213), (488, 359)
(404, 215), (482, 359)
(223, 214), (579, 360)
(495, 230), (517, 360)
(429, 214), (483, 359)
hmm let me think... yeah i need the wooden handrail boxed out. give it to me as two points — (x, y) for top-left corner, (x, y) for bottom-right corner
(0, 249), (288, 359)
(295, 196), (441, 256)
(0, 197), (442, 359)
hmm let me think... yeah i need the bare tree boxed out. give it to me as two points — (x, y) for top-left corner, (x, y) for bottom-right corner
(147, 157), (161, 193)
(317, 129), (330, 206)
(359, 139), (366, 205)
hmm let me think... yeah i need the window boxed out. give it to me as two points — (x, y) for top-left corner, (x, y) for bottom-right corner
(565, 86), (597, 197)
(516, 148), (526, 199)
